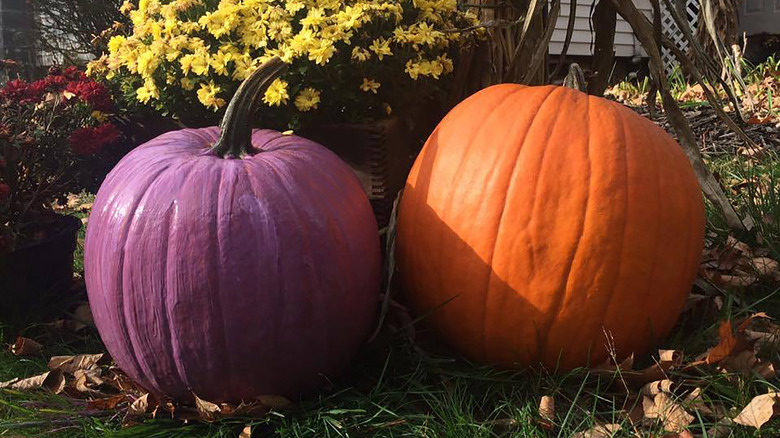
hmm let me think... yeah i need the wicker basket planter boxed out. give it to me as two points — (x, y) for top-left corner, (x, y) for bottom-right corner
(300, 117), (418, 228)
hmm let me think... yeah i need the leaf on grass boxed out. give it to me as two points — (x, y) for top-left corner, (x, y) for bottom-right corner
(754, 362), (776, 379)
(128, 393), (150, 416)
(745, 329), (780, 351)
(661, 431), (694, 438)
(239, 425), (252, 438)
(713, 273), (758, 287)
(683, 387), (723, 418)
(733, 391), (780, 428)
(752, 257), (780, 277)
(747, 114), (772, 125)
(571, 423), (621, 438)
(73, 368), (106, 395)
(643, 393), (694, 432)
(49, 354), (106, 374)
(10, 337), (43, 356)
(726, 236), (752, 256)
(594, 353), (635, 374)
(737, 312), (771, 332)
(720, 350), (758, 375)
(707, 321), (737, 364)
(538, 395), (554, 430)
(658, 350), (683, 366)
(194, 394), (221, 421)
(627, 350), (684, 385)
(641, 379), (674, 395)
(88, 394), (126, 410)
(0, 370), (65, 393)
(707, 420), (732, 438)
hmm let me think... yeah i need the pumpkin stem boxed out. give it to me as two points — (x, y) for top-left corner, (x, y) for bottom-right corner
(563, 63), (587, 92)
(210, 56), (288, 158)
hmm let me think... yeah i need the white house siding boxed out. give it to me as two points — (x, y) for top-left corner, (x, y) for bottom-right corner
(549, 0), (654, 57)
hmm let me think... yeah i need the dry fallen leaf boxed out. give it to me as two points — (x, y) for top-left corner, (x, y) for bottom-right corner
(714, 273), (758, 287)
(128, 394), (150, 416)
(752, 257), (780, 277)
(754, 362), (776, 380)
(88, 394), (126, 411)
(10, 337), (42, 356)
(720, 350), (758, 375)
(73, 368), (106, 395)
(641, 379), (674, 396)
(49, 354), (106, 374)
(726, 236), (753, 256)
(239, 425), (252, 438)
(643, 393), (694, 432)
(683, 387), (724, 418)
(659, 350), (683, 366)
(733, 392), (780, 428)
(594, 353), (635, 374)
(0, 370), (65, 394)
(571, 423), (621, 438)
(706, 418), (733, 438)
(538, 395), (554, 429)
(194, 394), (221, 421)
(662, 431), (694, 438)
(707, 321), (738, 364)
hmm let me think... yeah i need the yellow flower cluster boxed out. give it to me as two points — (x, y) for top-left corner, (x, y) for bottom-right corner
(90, 0), (480, 116)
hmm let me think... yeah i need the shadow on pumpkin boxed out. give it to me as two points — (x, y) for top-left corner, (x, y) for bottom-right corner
(394, 130), (672, 372)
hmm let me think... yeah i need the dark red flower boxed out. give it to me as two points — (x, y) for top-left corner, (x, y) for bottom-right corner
(1, 79), (32, 102)
(65, 80), (113, 111)
(0, 183), (10, 200)
(62, 66), (87, 81)
(68, 123), (120, 155)
(0, 157), (6, 169)
(43, 74), (68, 92)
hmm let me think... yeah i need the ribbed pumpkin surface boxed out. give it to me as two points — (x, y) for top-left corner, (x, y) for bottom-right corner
(396, 84), (705, 370)
(85, 128), (380, 401)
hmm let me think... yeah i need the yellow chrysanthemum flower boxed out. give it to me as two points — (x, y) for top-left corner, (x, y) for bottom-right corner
(285, 1), (305, 14)
(94, 0), (479, 114)
(119, 0), (134, 14)
(108, 35), (126, 55)
(351, 46), (370, 62)
(197, 82), (226, 110)
(210, 50), (233, 76)
(360, 78), (380, 94)
(263, 78), (289, 106)
(136, 78), (160, 103)
(369, 37), (392, 60)
(308, 39), (336, 65)
(91, 111), (107, 122)
(294, 87), (321, 112)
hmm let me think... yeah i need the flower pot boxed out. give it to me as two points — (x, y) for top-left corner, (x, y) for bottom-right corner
(299, 117), (419, 228)
(0, 214), (81, 321)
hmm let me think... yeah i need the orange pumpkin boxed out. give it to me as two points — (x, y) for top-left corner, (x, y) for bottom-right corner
(396, 84), (705, 370)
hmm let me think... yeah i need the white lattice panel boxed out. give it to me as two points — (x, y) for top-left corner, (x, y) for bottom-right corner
(661, 0), (700, 75)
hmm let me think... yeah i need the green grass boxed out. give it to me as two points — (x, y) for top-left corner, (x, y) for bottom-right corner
(3, 156), (780, 437)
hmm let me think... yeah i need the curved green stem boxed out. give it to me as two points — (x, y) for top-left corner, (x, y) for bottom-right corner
(210, 56), (288, 158)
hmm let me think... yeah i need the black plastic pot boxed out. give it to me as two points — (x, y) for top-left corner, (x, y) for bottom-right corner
(0, 214), (82, 322)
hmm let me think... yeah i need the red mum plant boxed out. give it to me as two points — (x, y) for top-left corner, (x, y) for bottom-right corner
(0, 68), (122, 252)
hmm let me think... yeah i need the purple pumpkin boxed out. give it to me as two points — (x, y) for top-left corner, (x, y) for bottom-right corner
(84, 58), (380, 402)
